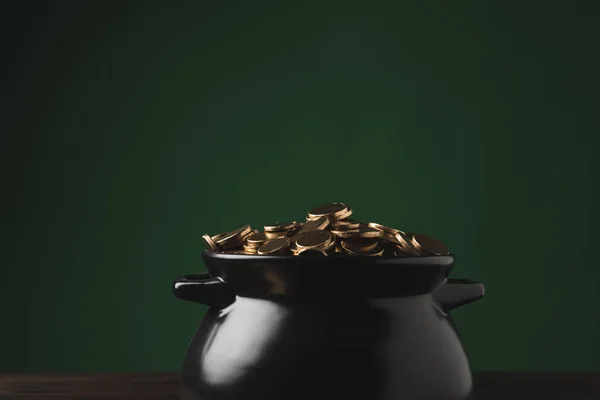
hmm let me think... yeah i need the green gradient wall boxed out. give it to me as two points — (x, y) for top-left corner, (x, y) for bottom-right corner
(2, 2), (599, 372)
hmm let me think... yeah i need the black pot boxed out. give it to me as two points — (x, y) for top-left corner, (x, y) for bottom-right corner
(173, 252), (484, 400)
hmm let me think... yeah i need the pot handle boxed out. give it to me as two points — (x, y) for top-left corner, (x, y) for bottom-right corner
(433, 278), (485, 313)
(173, 272), (236, 309)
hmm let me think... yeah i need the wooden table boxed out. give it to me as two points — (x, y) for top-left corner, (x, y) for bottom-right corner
(0, 372), (598, 399)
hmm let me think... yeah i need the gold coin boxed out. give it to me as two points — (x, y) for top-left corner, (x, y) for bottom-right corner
(378, 232), (399, 245)
(366, 246), (385, 256)
(244, 229), (260, 240)
(245, 232), (269, 248)
(294, 215), (329, 237)
(410, 233), (449, 255)
(211, 231), (229, 242)
(225, 250), (247, 254)
(297, 248), (329, 256)
(198, 203), (450, 257)
(201, 234), (218, 251)
(264, 231), (289, 239)
(340, 238), (379, 252)
(264, 221), (298, 232)
(341, 239), (384, 256)
(214, 225), (252, 249)
(307, 203), (352, 221)
(379, 232), (413, 254)
(238, 230), (258, 248)
(289, 246), (301, 256)
(367, 222), (402, 236)
(330, 219), (361, 229)
(331, 226), (382, 238)
(257, 237), (291, 255)
(242, 242), (258, 254)
(322, 239), (335, 251)
(288, 237), (299, 252)
(295, 230), (335, 250)
(394, 231), (420, 255)
(330, 228), (358, 238)
(339, 239), (361, 255)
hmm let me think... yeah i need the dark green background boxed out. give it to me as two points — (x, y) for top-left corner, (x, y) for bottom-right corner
(2, 1), (599, 372)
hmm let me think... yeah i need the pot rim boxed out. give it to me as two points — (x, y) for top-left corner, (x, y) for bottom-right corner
(200, 251), (456, 299)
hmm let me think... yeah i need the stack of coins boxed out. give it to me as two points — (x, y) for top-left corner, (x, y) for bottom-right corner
(201, 203), (449, 257)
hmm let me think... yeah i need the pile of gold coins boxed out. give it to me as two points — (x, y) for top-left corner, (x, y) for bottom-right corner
(201, 203), (449, 257)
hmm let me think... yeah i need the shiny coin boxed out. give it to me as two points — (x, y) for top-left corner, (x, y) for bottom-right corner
(264, 221), (298, 232)
(339, 239), (362, 254)
(225, 250), (247, 254)
(242, 243), (258, 254)
(246, 229), (260, 241)
(410, 233), (449, 255)
(211, 231), (229, 242)
(331, 226), (383, 238)
(340, 238), (379, 253)
(320, 237), (336, 252)
(200, 202), (451, 257)
(201, 234), (218, 251)
(393, 231), (420, 255)
(257, 237), (291, 255)
(307, 203), (352, 221)
(294, 215), (329, 236)
(245, 232), (270, 248)
(341, 239), (384, 256)
(330, 219), (361, 229)
(330, 228), (358, 238)
(289, 243), (301, 255)
(213, 225), (252, 249)
(297, 248), (329, 257)
(213, 227), (256, 242)
(264, 231), (289, 239)
(295, 230), (335, 250)
(378, 232), (401, 246)
(368, 222), (402, 236)
(366, 246), (385, 256)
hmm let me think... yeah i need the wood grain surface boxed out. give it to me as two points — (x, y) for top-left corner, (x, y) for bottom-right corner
(0, 372), (598, 399)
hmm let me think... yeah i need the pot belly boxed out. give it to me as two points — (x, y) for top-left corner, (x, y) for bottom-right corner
(372, 296), (473, 400)
(181, 296), (472, 400)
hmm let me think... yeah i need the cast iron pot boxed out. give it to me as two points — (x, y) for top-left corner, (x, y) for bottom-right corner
(173, 251), (484, 400)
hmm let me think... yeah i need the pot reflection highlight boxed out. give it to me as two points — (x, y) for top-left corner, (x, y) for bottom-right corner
(199, 298), (289, 387)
